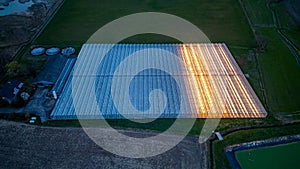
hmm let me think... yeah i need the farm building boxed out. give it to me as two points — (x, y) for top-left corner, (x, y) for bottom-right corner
(0, 80), (23, 105)
(50, 43), (267, 120)
(33, 55), (67, 87)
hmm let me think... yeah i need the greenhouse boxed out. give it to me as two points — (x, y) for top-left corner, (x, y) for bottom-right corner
(50, 43), (267, 120)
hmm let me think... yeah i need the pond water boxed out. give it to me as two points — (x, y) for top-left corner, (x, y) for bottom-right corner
(235, 141), (300, 169)
(0, 0), (34, 16)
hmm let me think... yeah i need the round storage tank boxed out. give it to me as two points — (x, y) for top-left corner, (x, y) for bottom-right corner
(46, 47), (60, 56)
(31, 47), (45, 56)
(61, 47), (75, 56)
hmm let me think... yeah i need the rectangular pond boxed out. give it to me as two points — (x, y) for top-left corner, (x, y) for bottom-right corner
(235, 141), (300, 169)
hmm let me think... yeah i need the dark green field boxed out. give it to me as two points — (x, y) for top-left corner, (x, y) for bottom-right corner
(35, 0), (255, 47)
(242, 0), (300, 113)
(236, 142), (300, 169)
(258, 28), (300, 112)
(242, 0), (273, 26)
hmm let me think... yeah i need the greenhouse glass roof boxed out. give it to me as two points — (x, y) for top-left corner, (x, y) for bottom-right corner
(50, 44), (267, 120)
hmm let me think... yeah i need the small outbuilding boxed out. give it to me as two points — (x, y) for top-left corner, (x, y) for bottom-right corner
(33, 54), (67, 87)
(215, 132), (224, 141)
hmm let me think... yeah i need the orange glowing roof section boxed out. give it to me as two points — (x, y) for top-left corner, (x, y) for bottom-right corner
(179, 43), (267, 118)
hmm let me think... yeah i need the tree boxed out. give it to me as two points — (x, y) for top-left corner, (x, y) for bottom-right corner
(6, 61), (22, 78)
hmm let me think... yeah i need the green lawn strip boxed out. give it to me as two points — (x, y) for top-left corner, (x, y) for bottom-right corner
(216, 115), (279, 132)
(257, 28), (300, 113)
(242, 0), (273, 25)
(41, 118), (277, 137)
(43, 118), (206, 135)
(35, 0), (255, 47)
(213, 123), (300, 169)
(236, 141), (300, 169)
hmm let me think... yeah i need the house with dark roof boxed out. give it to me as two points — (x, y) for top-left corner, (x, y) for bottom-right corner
(0, 80), (23, 105)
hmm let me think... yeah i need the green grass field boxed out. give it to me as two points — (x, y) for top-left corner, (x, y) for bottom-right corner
(236, 142), (300, 169)
(35, 0), (255, 47)
(242, 0), (300, 113)
(258, 28), (300, 112)
(243, 0), (273, 26)
(272, 2), (298, 30)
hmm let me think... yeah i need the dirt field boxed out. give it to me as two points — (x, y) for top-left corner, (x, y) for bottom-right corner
(0, 120), (208, 169)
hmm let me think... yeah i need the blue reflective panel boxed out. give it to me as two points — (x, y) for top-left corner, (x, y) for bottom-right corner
(129, 69), (181, 116)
